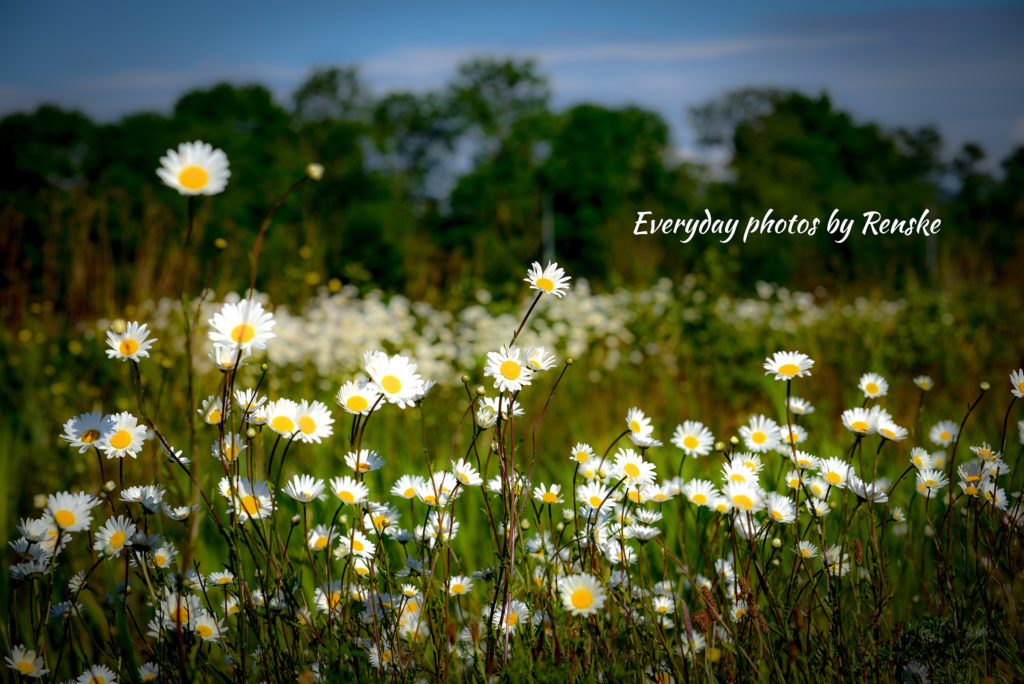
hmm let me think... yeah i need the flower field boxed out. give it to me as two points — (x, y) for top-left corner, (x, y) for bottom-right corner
(2, 143), (1023, 683)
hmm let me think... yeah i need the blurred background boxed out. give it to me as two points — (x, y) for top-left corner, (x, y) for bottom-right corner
(0, 1), (1022, 552)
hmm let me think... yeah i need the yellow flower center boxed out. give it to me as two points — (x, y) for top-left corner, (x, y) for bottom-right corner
(692, 493), (707, 505)
(120, 338), (139, 355)
(352, 539), (364, 552)
(499, 360), (521, 381)
(381, 650), (392, 662)
(535, 277), (554, 292)
(89, 677), (105, 684)
(373, 514), (387, 529)
(542, 492), (558, 503)
(629, 419), (642, 433)
(271, 416), (295, 433)
(109, 429), (132, 449)
(16, 661), (35, 674)
(506, 612), (519, 626)
(154, 554), (167, 566)
(223, 445), (239, 461)
(299, 416), (316, 434)
(109, 531), (126, 548)
(751, 431), (766, 444)
(178, 165), (209, 190)
(865, 382), (879, 394)
(940, 431), (950, 441)
(778, 363), (800, 376)
(403, 487), (415, 498)
(851, 421), (869, 432)
(313, 537), (328, 549)
(575, 451), (589, 462)
(355, 565), (369, 576)
(965, 485), (978, 496)
(1018, 381), (1024, 393)
(733, 494), (753, 510)
(346, 395), (368, 412)
(800, 548), (811, 557)
(340, 491), (355, 503)
(172, 606), (189, 625)
(217, 576), (231, 584)
(54, 510), (75, 528)
(240, 495), (261, 516)
(730, 473), (746, 483)
(196, 624), (213, 637)
(770, 510), (784, 521)
(826, 472), (842, 485)
(624, 463), (641, 479)
(925, 479), (937, 488)
(589, 496), (603, 507)
(80, 429), (101, 443)
(683, 436), (699, 449)
(571, 588), (594, 609)
(230, 323), (255, 344)
(207, 409), (222, 424)
(881, 429), (895, 439)
(380, 375), (402, 394)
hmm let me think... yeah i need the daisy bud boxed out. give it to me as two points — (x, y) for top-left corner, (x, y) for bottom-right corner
(103, 481), (117, 493)
(771, 537), (782, 548)
(33, 494), (47, 508)
(520, 519), (530, 530)
(771, 558), (780, 567)
(306, 163), (324, 181)
(290, 515), (302, 526)
(246, 428), (257, 439)
(729, 436), (740, 446)
(556, 523), (564, 532)
(476, 386), (486, 396)
(461, 375), (471, 384)
(980, 381), (990, 391)
(562, 510), (575, 522)
(214, 237), (228, 250)
(261, 363), (269, 372)
(566, 358), (574, 365)
(112, 319), (127, 334)
(339, 515), (348, 525)
(714, 441), (727, 452)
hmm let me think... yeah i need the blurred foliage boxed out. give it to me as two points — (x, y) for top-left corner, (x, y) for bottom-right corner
(2, 59), (1023, 326)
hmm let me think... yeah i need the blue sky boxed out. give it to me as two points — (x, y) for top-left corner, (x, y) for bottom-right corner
(2, 0), (1022, 162)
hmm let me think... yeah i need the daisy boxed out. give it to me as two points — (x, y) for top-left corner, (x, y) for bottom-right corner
(578, 482), (615, 510)
(294, 400), (334, 444)
(877, 418), (908, 441)
(45, 491), (96, 533)
(787, 397), (815, 415)
(841, 407), (875, 435)
(969, 443), (1000, 462)
(282, 474), (327, 503)
(721, 460), (753, 485)
(207, 570), (234, 586)
(628, 432), (662, 448)
(614, 448), (657, 487)
(364, 503), (401, 534)
(778, 424), (807, 451)
(5, 645), (48, 678)
(672, 421), (714, 457)
(98, 412), (148, 459)
(625, 407), (654, 439)
(765, 493), (796, 523)
(789, 450), (819, 470)
(307, 525), (335, 551)
(909, 447), (933, 469)
(915, 469), (949, 498)
(93, 515), (136, 558)
(345, 449), (385, 474)
(806, 477), (829, 498)
(796, 541), (818, 559)
(264, 398), (300, 436)
(198, 396), (225, 425)
(330, 476), (369, 504)
(569, 442), (595, 465)
(818, 457), (850, 488)
(784, 470), (802, 490)
(858, 372), (888, 398)
(763, 351), (814, 380)
(929, 420), (958, 446)
(524, 261), (571, 297)
(739, 415), (780, 453)
(525, 346), (557, 371)
(560, 573), (605, 616)
(157, 140), (229, 195)
(210, 343), (250, 370)
(229, 479), (274, 522)
(823, 545), (850, 576)
(208, 298), (276, 352)
(806, 498), (832, 517)
(391, 475), (425, 500)
(138, 664), (159, 682)
(533, 483), (563, 504)
(448, 575), (473, 596)
(60, 412), (115, 453)
(75, 664), (118, 684)
(723, 481), (762, 512)
(336, 380), (382, 416)
(484, 346), (534, 393)
(336, 530), (375, 560)
(1011, 368), (1024, 398)
(848, 476), (889, 503)
(193, 613), (226, 641)
(234, 388), (266, 416)
(415, 474), (457, 507)
(313, 582), (345, 614)
(105, 320), (156, 363)
(365, 351), (427, 408)
(451, 458), (483, 487)
(914, 376), (933, 391)
(158, 592), (203, 630)
(211, 433), (247, 463)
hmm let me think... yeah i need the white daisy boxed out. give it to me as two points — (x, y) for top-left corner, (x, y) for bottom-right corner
(294, 400), (334, 444)
(739, 415), (781, 453)
(264, 398), (300, 436)
(156, 140), (230, 195)
(336, 380), (382, 416)
(559, 573), (605, 616)
(524, 261), (571, 297)
(671, 421), (714, 457)
(1011, 368), (1024, 398)
(484, 346), (534, 393)
(365, 351), (426, 408)
(45, 491), (97, 533)
(763, 351), (814, 380)
(98, 412), (149, 459)
(105, 321), (156, 362)
(929, 420), (958, 446)
(282, 474), (327, 503)
(93, 515), (136, 558)
(345, 449), (385, 473)
(60, 412), (115, 453)
(858, 372), (888, 398)
(208, 298), (276, 352)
